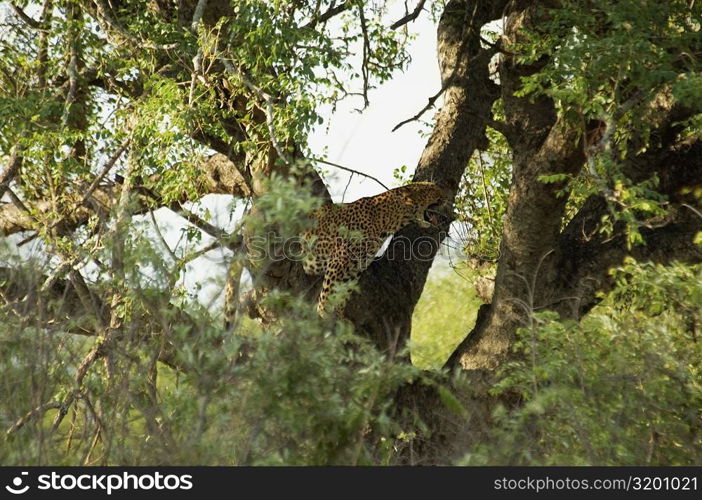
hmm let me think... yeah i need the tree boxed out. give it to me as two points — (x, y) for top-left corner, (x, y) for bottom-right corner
(0, 0), (700, 464)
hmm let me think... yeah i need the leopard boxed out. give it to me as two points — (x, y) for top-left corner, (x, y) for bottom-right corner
(301, 181), (446, 316)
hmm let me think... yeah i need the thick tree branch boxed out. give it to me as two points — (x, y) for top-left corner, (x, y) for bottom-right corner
(0, 153), (251, 237)
(449, 102), (702, 372)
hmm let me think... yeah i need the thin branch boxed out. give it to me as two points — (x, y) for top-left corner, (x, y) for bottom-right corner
(302, 1), (352, 29)
(61, 0), (83, 130)
(6, 186), (31, 214)
(392, 83), (448, 132)
(189, 0), (208, 105)
(180, 239), (224, 266)
(6, 401), (61, 435)
(111, 148), (137, 281)
(358, 6), (371, 109)
(79, 139), (131, 207)
(392, 42), (502, 133)
(92, 0), (178, 50)
(170, 202), (237, 247)
(69, 270), (106, 328)
(190, 0), (208, 31)
(8, 1), (41, 28)
(682, 203), (702, 220)
(37, 0), (53, 88)
(389, 0), (426, 30)
(0, 64), (18, 91)
(79, 394), (105, 465)
(149, 209), (178, 262)
(477, 153), (493, 220)
(341, 171), (353, 202)
(309, 158), (389, 190)
(17, 139), (130, 247)
(52, 391), (78, 431)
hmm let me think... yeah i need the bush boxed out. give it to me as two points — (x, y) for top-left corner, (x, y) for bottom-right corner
(0, 175), (426, 466)
(460, 259), (702, 465)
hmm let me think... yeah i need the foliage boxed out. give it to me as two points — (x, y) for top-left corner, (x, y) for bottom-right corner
(0, 172), (430, 466)
(0, 0), (429, 465)
(513, 0), (702, 246)
(460, 259), (702, 465)
(454, 122), (511, 260)
(0, 0), (413, 234)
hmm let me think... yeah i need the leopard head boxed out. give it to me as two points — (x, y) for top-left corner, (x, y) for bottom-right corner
(402, 182), (447, 228)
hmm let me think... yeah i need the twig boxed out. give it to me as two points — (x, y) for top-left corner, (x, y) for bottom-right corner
(309, 158), (389, 190)
(83, 427), (102, 465)
(69, 270), (106, 328)
(149, 209), (178, 261)
(302, 1), (352, 29)
(341, 171), (353, 202)
(682, 203), (702, 220)
(92, 0), (178, 50)
(189, 0), (208, 105)
(37, 0), (53, 88)
(390, 0), (426, 30)
(394, 2), (499, 133)
(61, 4), (80, 128)
(170, 202), (238, 246)
(6, 186), (31, 214)
(393, 39), (503, 134)
(80, 394), (105, 465)
(17, 139), (130, 248)
(477, 153), (492, 219)
(52, 391), (78, 431)
(179, 239), (224, 266)
(8, 1), (41, 28)
(392, 83), (448, 132)
(358, 6), (371, 109)
(79, 139), (131, 207)
(585, 88), (648, 184)
(190, 0), (208, 31)
(6, 401), (61, 435)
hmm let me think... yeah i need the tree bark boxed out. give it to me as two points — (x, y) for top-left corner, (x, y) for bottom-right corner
(344, 0), (510, 353)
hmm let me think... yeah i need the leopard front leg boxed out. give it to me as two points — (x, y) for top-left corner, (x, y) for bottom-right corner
(317, 254), (360, 318)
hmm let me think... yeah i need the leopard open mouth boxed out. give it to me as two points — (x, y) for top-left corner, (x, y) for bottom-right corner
(424, 204), (442, 226)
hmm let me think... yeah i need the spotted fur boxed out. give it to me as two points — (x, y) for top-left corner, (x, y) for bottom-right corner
(302, 182), (445, 316)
